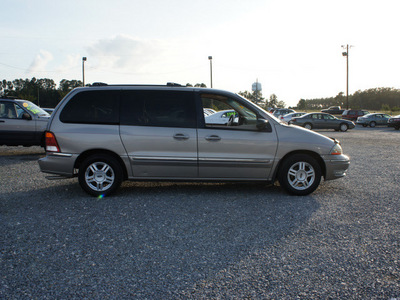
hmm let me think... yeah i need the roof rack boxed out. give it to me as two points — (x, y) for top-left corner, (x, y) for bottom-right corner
(88, 82), (186, 87)
(166, 82), (183, 87)
(91, 82), (108, 86)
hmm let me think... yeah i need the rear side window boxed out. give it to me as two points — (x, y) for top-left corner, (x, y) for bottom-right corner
(60, 90), (120, 124)
(120, 90), (196, 128)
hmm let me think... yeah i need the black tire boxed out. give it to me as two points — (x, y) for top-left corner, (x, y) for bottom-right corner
(278, 154), (322, 196)
(78, 154), (123, 197)
(340, 123), (349, 132)
(304, 123), (313, 130)
(370, 121), (376, 128)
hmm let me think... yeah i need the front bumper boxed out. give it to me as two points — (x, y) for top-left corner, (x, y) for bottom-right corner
(322, 154), (350, 181)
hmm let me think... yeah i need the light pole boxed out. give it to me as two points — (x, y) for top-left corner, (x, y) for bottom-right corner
(341, 45), (352, 110)
(82, 57), (87, 87)
(208, 56), (213, 88)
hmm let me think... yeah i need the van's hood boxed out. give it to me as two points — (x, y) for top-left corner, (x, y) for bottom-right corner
(273, 122), (337, 155)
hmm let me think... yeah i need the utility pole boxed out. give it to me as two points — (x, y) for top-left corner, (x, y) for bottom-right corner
(208, 56), (213, 88)
(82, 57), (87, 87)
(341, 45), (352, 110)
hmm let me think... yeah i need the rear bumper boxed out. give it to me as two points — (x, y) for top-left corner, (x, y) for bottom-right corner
(323, 154), (350, 181)
(38, 153), (78, 177)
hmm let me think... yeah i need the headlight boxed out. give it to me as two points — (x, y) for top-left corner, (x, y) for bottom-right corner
(330, 143), (343, 155)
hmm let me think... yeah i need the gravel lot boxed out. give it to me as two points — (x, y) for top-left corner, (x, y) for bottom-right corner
(1, 126), (399, 299)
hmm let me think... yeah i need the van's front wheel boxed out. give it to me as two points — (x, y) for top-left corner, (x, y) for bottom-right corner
(278, 154), (322, 196)
(78, 154), (123, 197)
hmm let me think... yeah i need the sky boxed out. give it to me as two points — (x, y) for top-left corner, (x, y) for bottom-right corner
(1, 0), (400, 107)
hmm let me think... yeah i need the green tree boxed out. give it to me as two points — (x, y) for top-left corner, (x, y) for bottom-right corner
(186, 83), (207, 87)
(297, 99), (307, 110)
(238, 90), (265, 105)
(59, 79), (83, 98)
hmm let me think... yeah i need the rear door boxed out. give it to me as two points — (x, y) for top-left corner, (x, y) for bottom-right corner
(120, 90), (198, 178)
(311, 114), (325, 129)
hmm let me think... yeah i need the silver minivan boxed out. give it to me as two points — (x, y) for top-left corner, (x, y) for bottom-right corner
(38, 84), (350, 196)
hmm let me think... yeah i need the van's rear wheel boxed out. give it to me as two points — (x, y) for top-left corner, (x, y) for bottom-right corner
(278, 154), (322, 196)
(78, 154), (123, 197)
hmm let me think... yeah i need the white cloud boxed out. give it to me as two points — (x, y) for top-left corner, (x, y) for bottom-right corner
(87, 34), (166, 71)
(83, 34), (209, 85)
(27, 50), (53, 74)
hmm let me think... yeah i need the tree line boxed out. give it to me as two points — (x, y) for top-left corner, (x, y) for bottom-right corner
(296, 88), (400, 112)
(0, 78), (83, 108)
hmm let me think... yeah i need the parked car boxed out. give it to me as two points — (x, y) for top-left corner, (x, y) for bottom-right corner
(0, 97), (50, 146)
(290, 112), (355, 132)
(342, 109), (369, 121)
(273, 108), (296, 117)
(39, 83), (350, 197)
(387, 115), (400, 130)
(204, 109), (237, 125)
(321, 106), (345, 115)
(280, 112), (306, 123)
(203, 108), (216, 116)
(356, 113), (391, 127)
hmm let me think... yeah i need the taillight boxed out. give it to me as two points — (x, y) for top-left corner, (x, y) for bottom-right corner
(45, 131), (60, 152)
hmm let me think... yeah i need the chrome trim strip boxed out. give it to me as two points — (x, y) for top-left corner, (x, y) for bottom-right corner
(49, 153), (73, 158)
(132, 156), (197, 161)
(199, 158), (271, 163)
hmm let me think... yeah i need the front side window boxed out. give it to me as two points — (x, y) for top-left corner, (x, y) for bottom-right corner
(201, 94), (259, 130)
(60, 90), (120, 124)
(120, 90), (196, 128)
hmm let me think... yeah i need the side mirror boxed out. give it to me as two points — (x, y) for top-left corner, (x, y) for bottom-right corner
(22, 113), (32, 120)
(257, 119), (272, 132)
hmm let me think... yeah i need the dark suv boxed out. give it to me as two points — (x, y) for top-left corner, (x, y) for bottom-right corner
(0, 97), (50, 146)
(342, 109), (369, 121)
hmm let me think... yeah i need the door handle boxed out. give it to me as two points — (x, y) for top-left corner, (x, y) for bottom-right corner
(173, 133), (189, 140)
(205, 135), (221, 141)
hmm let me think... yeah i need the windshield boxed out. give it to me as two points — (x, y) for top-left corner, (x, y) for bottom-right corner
(16, 100), (50, 117)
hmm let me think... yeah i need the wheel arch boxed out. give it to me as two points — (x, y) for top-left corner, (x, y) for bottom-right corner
(74, 149), (128, 180)
(272, 150), (326, 181)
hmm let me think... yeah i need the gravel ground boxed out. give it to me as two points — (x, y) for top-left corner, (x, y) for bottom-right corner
(1, 126), (399, 299)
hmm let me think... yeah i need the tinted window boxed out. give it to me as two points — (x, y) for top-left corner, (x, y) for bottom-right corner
(120, 90), (196, 128)
(60, 90), (120, 124)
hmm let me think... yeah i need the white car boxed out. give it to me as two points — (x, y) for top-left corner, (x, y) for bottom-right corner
(204, 109), (237, 125)
(203, 108), (216, 116)
(280, 112), (306, 123)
